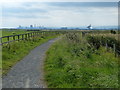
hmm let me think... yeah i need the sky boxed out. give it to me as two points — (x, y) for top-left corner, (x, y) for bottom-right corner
(0, 0), (119, 28)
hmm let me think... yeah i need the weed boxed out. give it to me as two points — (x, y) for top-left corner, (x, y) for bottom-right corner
(44, 32), (118, 88)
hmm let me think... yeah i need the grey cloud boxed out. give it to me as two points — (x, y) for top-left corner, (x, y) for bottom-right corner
(46, 2), (118, 8)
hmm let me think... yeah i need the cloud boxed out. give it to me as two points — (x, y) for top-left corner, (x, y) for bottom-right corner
(2, 3), (49, 18)
(1, 2), (118, 27)
(3, 7), (47, 14)
(46, 2), (118, 8)
(0, 0), (120, 2)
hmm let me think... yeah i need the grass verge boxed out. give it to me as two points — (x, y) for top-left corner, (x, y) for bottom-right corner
(44, 33), (118, 88)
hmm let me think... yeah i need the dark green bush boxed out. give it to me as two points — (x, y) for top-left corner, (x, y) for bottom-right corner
(110, 30), (116, 34)
(87, 35), (120, 55)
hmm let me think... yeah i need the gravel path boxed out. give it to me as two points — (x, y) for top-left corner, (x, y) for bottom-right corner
(2, 38), (59, 88)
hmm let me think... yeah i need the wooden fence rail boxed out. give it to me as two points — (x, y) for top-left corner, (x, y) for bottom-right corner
(0, 31), (61, 45)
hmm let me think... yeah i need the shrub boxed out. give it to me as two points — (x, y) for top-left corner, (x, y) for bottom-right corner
(87, 35), (120, 55)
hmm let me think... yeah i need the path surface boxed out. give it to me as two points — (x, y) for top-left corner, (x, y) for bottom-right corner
(2, 38), (59, 88)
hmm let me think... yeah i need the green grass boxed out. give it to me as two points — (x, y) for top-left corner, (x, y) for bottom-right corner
(2, 34), (59, 76)
(44, 33), (118, 88)
(2, 30), (30, 36)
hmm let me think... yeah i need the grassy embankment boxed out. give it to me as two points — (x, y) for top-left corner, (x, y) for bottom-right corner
(44, 32), (119, 88)
(2, 30), (60, 75)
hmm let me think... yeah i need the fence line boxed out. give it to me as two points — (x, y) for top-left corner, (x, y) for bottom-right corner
(0, 31), (62, 45)
(86, 33), (120, 57)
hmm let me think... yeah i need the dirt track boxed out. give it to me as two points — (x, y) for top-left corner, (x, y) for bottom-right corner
(2, 38), (58, 88)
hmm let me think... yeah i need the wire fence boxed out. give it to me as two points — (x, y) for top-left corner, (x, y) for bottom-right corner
(81, 31), (120, 57)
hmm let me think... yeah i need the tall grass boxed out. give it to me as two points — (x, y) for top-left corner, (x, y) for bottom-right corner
(44, 32), (118, 88)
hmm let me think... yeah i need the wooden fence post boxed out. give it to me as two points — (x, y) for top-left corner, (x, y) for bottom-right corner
(39, 32), (40, 36)
(29, 33), (31, 38)
(37, 32), (38, 36)
(113, 44), (116, 57)
(106, 43), (108, 51)
(7, 36), (10, 42)
(7, 36), (10, 49)
(32, 32), (34, 41)
(13, 36), (15, 40)
(82, 32), (85, 37)
(36, 32), (38, 36)
(113, 44), (116, 53)
(0, 37), (2, 44)
(22, 34), (24, 40)
(31, 33), (33, 38)
(33, 32), (34, 37)
(18, 35), (20, 41)
(25, 34), (27, 40)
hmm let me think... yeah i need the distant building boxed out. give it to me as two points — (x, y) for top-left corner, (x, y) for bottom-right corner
(30, 25), (33, 28)
(18, 25), (22, 29)
(19, 25), (21, 28)
(61, 27), (68, 30)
